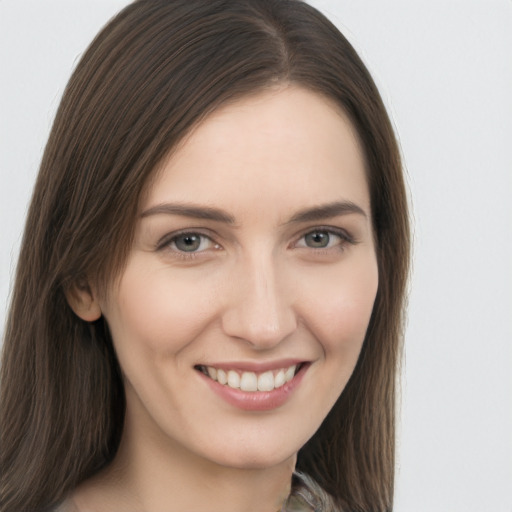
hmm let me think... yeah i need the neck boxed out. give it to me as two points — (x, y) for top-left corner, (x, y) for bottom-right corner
(73, 402), (296, 512)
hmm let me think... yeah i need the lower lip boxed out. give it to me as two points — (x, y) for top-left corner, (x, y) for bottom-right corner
(198, 364), (309, 411)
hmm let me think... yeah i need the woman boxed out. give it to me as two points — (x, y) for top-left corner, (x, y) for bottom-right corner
(0, 1), (410, 511)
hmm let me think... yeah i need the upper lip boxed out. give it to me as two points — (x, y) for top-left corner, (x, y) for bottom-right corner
(196, 358), (307, 373)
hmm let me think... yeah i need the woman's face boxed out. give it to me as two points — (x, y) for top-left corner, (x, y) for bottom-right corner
(99, 86), (378, 470)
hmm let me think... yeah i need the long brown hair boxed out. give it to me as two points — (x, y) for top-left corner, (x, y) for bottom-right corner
(0, 1), (410, 511)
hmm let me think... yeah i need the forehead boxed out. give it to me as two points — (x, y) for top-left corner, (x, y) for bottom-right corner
(144, 86), (370, 220)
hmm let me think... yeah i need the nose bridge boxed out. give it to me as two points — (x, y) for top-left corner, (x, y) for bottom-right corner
(221, 249), (296, 348)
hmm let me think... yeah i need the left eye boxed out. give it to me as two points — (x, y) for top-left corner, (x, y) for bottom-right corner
(296, 230), (344, 249)
(169, 233), (216, 253)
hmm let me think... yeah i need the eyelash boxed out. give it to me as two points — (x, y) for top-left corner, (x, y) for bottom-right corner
(293, 226), (356, 252)
(156, 226), (356, 260)
(156, 230), (220, 261)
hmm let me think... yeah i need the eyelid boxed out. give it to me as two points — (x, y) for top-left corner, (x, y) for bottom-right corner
(154, 225), (356, 257)
(292, 225), (357, 249)
(156, 229), (220, 253)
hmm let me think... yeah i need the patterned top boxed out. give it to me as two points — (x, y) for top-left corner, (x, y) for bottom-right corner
(54, 472), (337, 512)
(283, 472), (338, 512)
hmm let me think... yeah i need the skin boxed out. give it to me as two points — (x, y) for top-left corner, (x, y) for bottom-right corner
(69, 86), (378, 512)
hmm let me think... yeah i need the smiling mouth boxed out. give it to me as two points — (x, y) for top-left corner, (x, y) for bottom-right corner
(195, 363), (304, 392)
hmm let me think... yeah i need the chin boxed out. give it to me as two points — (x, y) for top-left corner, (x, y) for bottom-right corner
(199, 430), (305, 471)
(216, 450), (296, 471)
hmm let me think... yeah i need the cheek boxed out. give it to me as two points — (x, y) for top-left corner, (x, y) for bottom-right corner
(298, 256), (378, 356)
(104, 265), (219, 356)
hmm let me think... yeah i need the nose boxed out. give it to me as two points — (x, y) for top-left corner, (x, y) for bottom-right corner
(220, 254), (297, 349)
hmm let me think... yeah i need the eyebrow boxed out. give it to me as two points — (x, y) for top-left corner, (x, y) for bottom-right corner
(140, 200), (367, 224)
(287, 200), (368, 223)
(140, 203), (236, 223)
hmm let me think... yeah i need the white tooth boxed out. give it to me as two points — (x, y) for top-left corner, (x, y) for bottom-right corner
(284, 365), (296, 382)
(240, 372), (258, 392)
(274, 369), (286, 388)
(257, 371), (275, 392)
(227, 370), (240, 389)
(207, 366), (217, 380)
(217, 369), (227, 385)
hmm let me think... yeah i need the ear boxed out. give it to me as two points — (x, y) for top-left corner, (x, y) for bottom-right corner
(65, 277), (102, 322)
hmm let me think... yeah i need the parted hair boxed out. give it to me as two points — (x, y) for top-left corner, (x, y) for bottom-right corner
(0, 1), (410, 511)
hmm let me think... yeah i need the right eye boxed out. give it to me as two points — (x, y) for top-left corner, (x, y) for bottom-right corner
(167, 232), (217, 253)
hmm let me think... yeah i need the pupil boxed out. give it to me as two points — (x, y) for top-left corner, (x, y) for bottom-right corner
(176, 234), (200, 252)
(306, 231), (329, 248)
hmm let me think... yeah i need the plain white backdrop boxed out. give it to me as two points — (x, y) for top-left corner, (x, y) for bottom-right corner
(1, 1), (511, 510)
